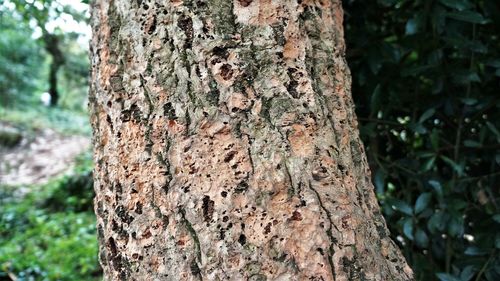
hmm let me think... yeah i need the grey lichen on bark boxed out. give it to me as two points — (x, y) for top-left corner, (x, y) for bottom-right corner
(89, 0), (414, 280)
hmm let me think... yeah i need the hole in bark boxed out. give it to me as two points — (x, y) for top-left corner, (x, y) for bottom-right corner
(264, 222), (272, 234)
(291, 211), (303, 221)
(147, 16), (157, 35)
(213, 46), (229, 59)
(135, 202), (143, 214)
(286, 74), (300, 98)
(111, 219), (120, 232)
(202, 196), (215, 222)
(238, 234), (246, 245)
(142, 229), (152, 239)
(220, 64), (234, 80)
(338, 164), (346, 173)
(221, 191), (228, 198)
(223, 216), (229, 222)
(235, 181), (249, 193)
(224, 151), (237, 162)
(97, 224), (105, 240)
(115, 205), (134, 224)
(107, 237), (117, 257)
(317, 248), (324, 255)
(238, 0), (253, 7)
(177, 16), (193, 48)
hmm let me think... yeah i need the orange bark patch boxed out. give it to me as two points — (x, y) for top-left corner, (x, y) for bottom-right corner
(283, 38), (301, 59)
(227, 92), (250, 113)
(288, 124), (315, 157)
(234, 0), (281, 26)
(283, 22), (304, 60)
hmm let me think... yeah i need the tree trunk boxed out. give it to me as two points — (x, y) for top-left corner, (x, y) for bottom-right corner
(89, 1), (413, 280)
(43, 33), (64, 106)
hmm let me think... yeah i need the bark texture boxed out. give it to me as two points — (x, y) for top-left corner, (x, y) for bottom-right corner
(89, 1), (413, 280)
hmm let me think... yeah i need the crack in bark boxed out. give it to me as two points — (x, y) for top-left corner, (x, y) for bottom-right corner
(155, 136), (172, 194)
(180, 209), (203, 278)
(308, 180), (337, 280)
(284, 162), (295, 197)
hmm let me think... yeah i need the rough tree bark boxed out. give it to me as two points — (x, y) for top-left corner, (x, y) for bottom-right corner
(89, 0), (413, 280)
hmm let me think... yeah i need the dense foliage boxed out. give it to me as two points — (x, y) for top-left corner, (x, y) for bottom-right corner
(344, 0), (500, 280)
(0, 153), (99, 281)
(0, 11), (44, 105)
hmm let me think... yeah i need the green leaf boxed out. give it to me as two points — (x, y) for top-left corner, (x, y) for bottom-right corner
(423, 156), (437, 172)
(436, 273), (461, 281)
(446, 11), (488, 24)
(440, 156), (464, 176)
(429, 180), (443, 198)
(464, 246), (487, 256)
(463, 140), (481, 147)
(486, 121), (500, 141)
(378, 0), (398, 7)
(374, 169), (386, 194)
(448, 216), (464, 237)
(415, 193), (432, 214)
(438, 0), (472, 11)
(415, 228), (429, 248)
(389, 199), (414, 216)
(403, 218), (414, 240)
(371, 84), (382, 113)
(402, 65), (435, 77)
(419, 108), (436, 123)
(460, 266), (476, 281)
(405, 18), (418, 35)
(430, 129), (440, 149)
(487, 59), (500, 68)
(493, 214), (500, 223)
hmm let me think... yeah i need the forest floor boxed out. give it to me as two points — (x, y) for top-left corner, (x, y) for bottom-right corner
(0, 109), (100, 280)
(0, 121), (90, 189)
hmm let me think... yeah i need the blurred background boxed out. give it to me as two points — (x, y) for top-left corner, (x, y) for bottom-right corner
(0, 0), (498, 280)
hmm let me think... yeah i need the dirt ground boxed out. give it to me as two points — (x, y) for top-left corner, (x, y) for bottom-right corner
(0, 125), (90, 187)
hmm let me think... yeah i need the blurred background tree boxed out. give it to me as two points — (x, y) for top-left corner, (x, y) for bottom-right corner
(345, 0), (500, 280)
(0, 1), (98, 280)
(0, 0), (89, 108)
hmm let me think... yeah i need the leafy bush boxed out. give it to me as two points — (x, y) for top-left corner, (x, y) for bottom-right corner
(344, 0), (500, 280)
(0, 152), (100, 281)
(0, 105), (91, 136)
(0, 11), (44, 106)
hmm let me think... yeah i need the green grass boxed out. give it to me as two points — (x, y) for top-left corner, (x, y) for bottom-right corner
(0, 152), (101, 281)
(0, 104), (91, 136)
